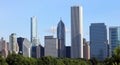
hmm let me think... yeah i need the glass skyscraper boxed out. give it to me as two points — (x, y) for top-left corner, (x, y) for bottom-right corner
(109, 27), (120, 56)
(31, 16), (39, 46)
(71, 6), (83, 58)
(90, 23), (108, 60)
(57, 19), (66, 58)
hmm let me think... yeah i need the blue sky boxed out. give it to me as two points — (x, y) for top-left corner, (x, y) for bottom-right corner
(0, 0), (120, 46)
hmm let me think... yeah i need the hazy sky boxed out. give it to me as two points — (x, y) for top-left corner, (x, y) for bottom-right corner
(0, 0), (120, 46)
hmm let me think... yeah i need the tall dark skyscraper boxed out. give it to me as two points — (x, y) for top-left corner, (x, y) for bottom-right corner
(90, 23), (108, 60)
(57, 19), (66, 58)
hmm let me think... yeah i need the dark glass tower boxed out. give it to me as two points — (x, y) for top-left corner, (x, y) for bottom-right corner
(57, 19), (66, 58)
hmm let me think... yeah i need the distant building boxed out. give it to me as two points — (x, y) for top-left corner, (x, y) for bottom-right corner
(0, 38), (8, 58)
(31, 16), (40, 46)
(66, 46), (71, 58)
(90, 23), (108, 60)
(31, 45), (41, 58)
(9, 33), (19, 54)
(45, 36), (58, 57)
(17, 37), (32, 57)
(83, 38), (90, 60)
(71, 6), (83, 58)
(40, 44), (44, 57)
(22, 38), (32, 57)
(17, 37), (24, 55)
(57, 19), (66, 58)
(109, 27), (120, 56)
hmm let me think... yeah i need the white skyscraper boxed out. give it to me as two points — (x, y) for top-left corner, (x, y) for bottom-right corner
(31, 16), (40, 46)
(71, 6), (83, 58)
(9, 33), (19, 54)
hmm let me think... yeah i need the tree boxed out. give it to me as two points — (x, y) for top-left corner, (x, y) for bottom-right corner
(0, 55), (8, 65)
(6, 54), (25, 65)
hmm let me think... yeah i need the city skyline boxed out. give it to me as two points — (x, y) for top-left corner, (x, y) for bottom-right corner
(0, 0), (120, 46)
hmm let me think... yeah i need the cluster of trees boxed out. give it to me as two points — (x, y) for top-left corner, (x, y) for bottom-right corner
(0, 46), (120, 65)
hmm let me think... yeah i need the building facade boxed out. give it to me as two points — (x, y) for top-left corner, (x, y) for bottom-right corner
(17, 37), (24, 55)
(109, 27), (120, 56)
(90, 23), (108, 60)
(57, 19), (66, 58)
(45, 36), (58, 57)
(66, 46), (71, 58)
(0, 38), (8, 58)
(83, 38), (90, 60)
(22, 38), (32, 57)
(17, 37), (32, 57)
(71, 6), (83, 58)
(9, 33), (19, 54)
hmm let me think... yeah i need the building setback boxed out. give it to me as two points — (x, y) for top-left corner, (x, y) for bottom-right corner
(71, 6), (83, 58)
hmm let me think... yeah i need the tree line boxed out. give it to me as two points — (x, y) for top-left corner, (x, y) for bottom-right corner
(0, 46), (120, 65)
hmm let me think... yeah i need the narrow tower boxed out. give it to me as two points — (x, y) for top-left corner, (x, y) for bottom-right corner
(31, 16), (39, 46)
(57, 19), (66, 58)
(71, 6), (83, 58)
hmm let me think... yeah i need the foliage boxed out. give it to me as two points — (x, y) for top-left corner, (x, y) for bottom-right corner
(1, 46), (120, 65)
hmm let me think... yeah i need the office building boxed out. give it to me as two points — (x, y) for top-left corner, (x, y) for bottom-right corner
(57, 19), (66, 58)
(22, 38), (32, 57)
(17, 37), (24, 55)
(0, 38), (8, 58)
(109, 27), (120, 56)
(90, 23), (108, 60)
(71, 6), (83, 58)
(31, 16), (40, 46)
(45, 36), (58, 57)
(83, 38), (90, 60)
(17, 37), (32, 57)
(66, 46), (71, 58)
(9, 33), (19, 54)
(31, 45), (41, 58)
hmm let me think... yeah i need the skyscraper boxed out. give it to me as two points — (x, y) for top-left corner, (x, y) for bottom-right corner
(90, 23), (108, 60)
(9, 33), (19, 54)
(71, 6), (83, 58)
(31, 16), (39, 46)
(109, 27), (120, 56)
(57, 19), (66, 58)
(45, 36), (58, 57)
(17, 37), (32, 57)
(0, 38), (8, 58)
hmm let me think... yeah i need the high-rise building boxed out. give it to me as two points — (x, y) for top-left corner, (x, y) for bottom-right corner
(31, 16), (39, 46)
(83, 38), (90, 60)
(0, 38), (8, 58)
(66, 46), (71, 58)
(45, 36), (58, 57)
(17, 37), (32, 57)
(90, 23), (108, 60)
(57, 19), (66, 58)
(17, 37), (24, 55)
(71, 6), (83, 58)
(9, 33), (19, 54)
(109, 27), (120, 56)
(22, 38), (32, 57)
